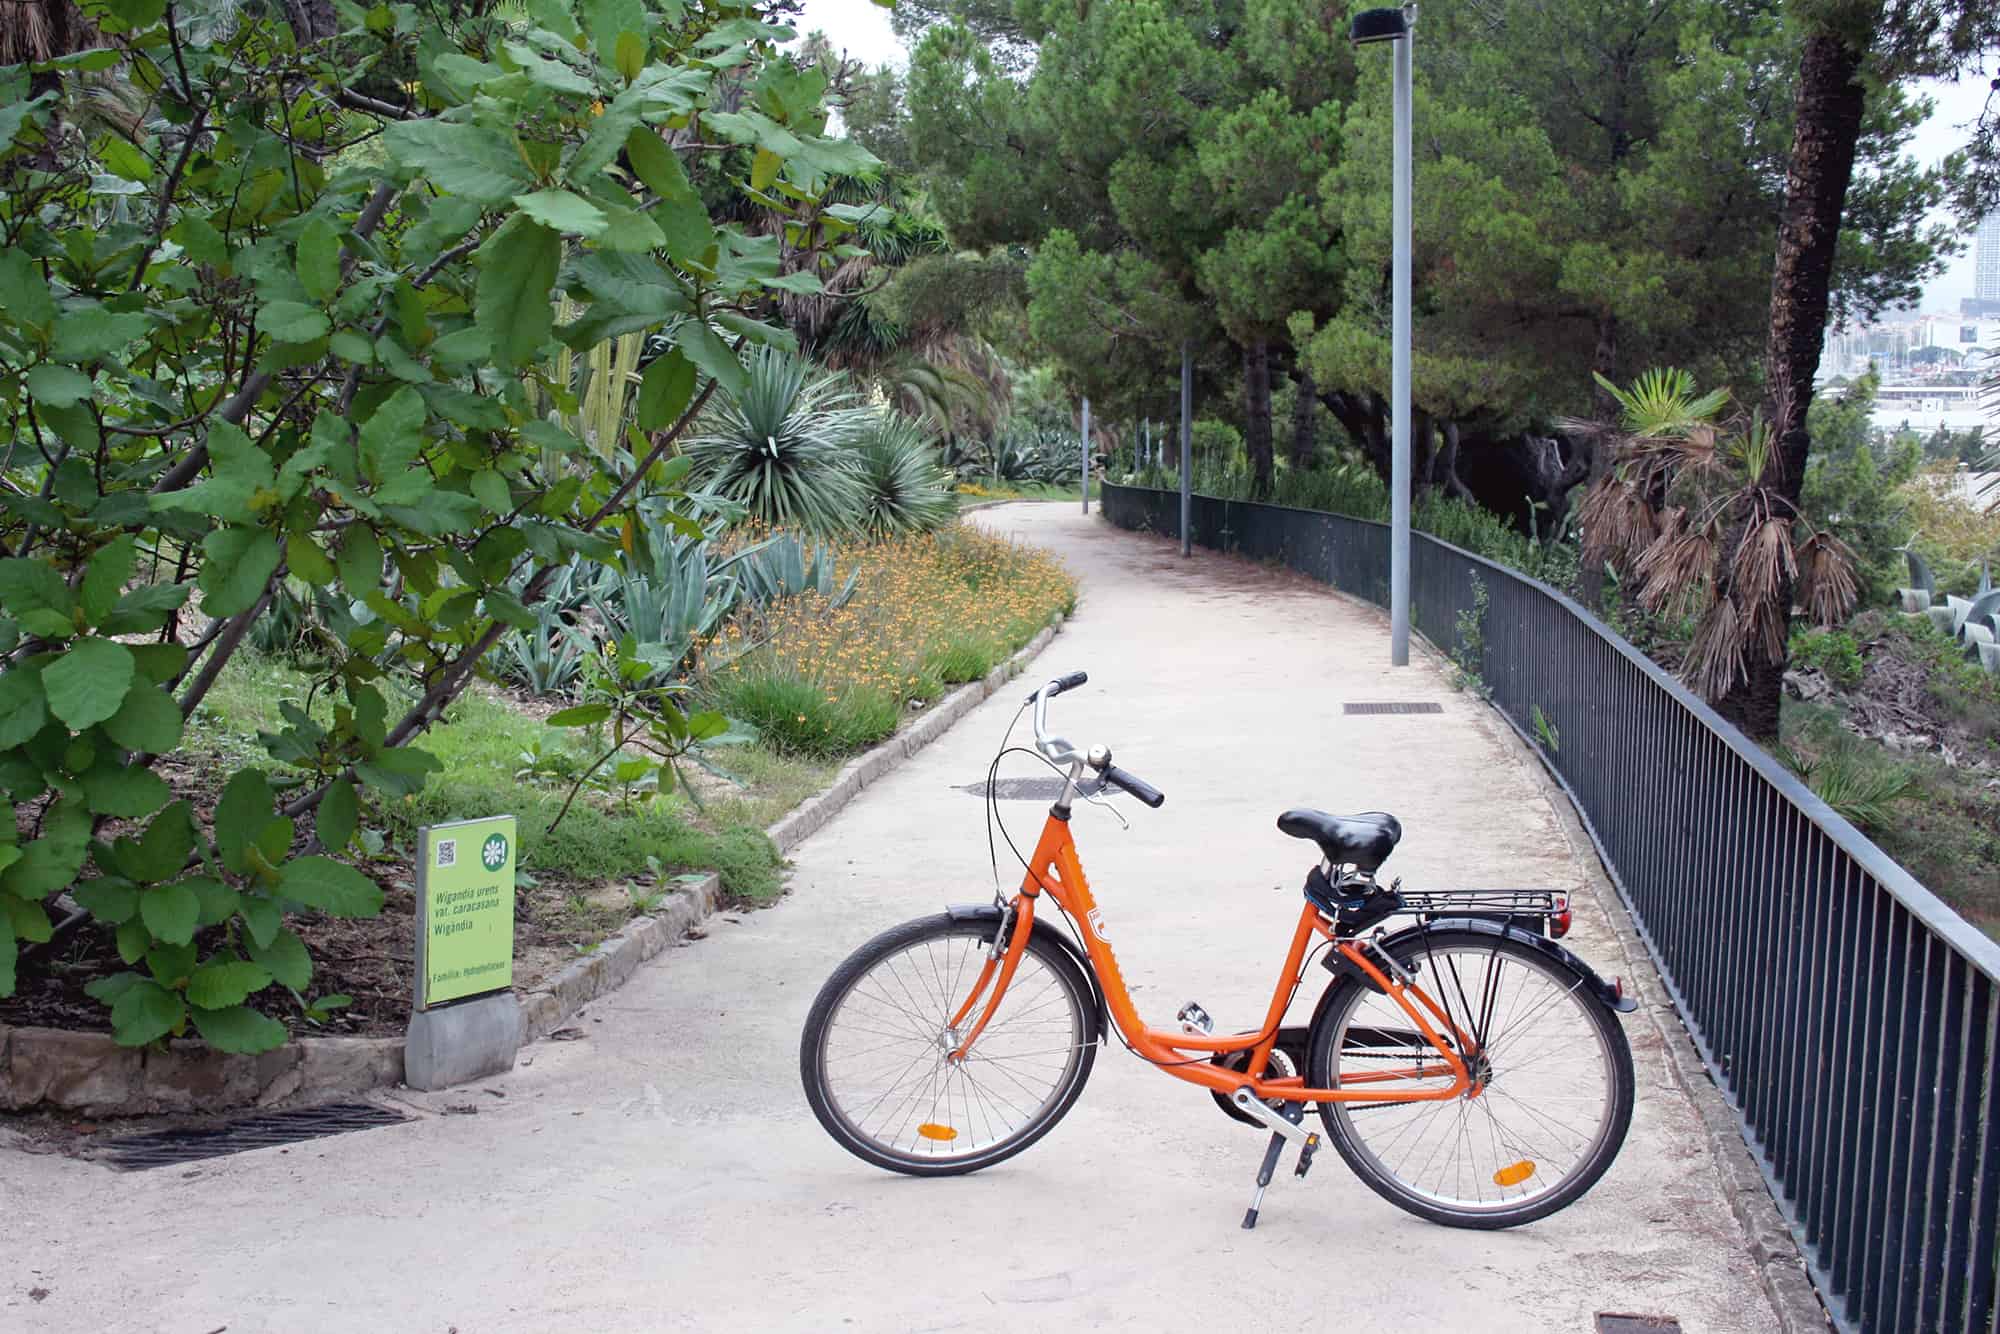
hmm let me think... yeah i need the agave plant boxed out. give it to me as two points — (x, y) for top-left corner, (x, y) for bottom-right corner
(853, 414), (959, 535)
(1578, 369), (1859, 703)
(492, 607), (589, 697)
(683, 346), (875, 532)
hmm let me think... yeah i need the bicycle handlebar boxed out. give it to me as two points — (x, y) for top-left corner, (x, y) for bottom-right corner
(1025, 669), (1165, 809)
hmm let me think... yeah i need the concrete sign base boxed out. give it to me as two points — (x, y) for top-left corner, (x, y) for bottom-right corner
(404, 994), (523, 1092)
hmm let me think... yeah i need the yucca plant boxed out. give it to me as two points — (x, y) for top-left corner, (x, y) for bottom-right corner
(492, 608), (589, 697)
(853, 414), (959, 535)
(1577, 369), (1860, 704)
(684, 346), (874, 532)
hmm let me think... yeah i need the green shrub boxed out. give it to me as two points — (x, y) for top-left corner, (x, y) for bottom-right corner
(854, 414), (959, 534)
(1787, 627), (1866, 688)
(684, 347), (875, 532)
(1777, 735), (1912, 832)
(713, 672), (902, 759)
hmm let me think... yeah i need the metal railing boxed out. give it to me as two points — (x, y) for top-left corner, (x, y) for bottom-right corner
(1102, 481), (2000, 1333)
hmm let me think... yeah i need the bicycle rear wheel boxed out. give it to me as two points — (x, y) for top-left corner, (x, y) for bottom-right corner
(801, 914), (1097, 1176)
(1307, 928), (1634, 1228)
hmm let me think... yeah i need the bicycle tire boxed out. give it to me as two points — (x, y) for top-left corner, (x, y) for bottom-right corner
(1307, 928), (1635, 1229)
(801, 913), (1097, 1177)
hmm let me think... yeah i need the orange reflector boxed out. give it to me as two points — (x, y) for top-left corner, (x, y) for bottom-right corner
(1492, 1160), (1536, 1187)
(917, 1123), (958, 1142)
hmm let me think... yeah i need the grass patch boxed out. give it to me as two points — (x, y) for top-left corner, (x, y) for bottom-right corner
(712, 672), (903, 760)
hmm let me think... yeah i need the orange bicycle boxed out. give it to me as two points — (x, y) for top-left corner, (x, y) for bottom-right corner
(800, 671), (1637, 1230)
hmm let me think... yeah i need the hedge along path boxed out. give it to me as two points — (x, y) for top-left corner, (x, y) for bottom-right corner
(0, 0), (884, 1049)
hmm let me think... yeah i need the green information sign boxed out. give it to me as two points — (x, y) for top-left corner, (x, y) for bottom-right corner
(417, 815), (517, 1008)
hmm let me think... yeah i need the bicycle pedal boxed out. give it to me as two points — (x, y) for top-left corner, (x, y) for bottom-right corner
(1177, 1000), (1213, 1035)
(1294, 1131), (1320, 1180)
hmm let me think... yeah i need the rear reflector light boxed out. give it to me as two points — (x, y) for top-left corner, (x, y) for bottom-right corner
(1550, 893), (1572, 939)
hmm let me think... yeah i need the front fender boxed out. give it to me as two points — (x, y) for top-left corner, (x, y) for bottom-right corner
(1379, 916), (1639, 1014)
(945, 902), (1108, 1043)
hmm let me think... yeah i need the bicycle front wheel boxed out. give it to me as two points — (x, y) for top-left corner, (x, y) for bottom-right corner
(1307, 928), (1635, 1229)
(801, 914), (1097, 1176)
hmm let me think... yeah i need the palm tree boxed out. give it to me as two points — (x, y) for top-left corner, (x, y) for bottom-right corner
(1578, 369), (1860, 722)
(682, 346), (876, 533)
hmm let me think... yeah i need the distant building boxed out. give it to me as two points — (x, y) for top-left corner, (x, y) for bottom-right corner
(1980, 212), (2000, 303)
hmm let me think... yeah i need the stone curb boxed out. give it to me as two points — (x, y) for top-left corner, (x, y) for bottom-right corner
(518, 873), (719, 1043)
(765, 614), (1065, 856)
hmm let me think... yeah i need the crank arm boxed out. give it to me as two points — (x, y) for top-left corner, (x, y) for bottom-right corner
(1229, 1088), (1313, 1147)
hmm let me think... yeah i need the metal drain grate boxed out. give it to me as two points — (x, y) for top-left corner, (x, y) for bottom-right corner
(98, 1101), (413, 1171)
(1343, 701), (1443, 715)
(954, 776), (1114, 801)
(1595, 1317), (1682, 1333)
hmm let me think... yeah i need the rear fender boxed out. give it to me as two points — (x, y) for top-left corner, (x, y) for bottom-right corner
(946, 903), (1107, 1043)
(1311, 916), (1637, 1036)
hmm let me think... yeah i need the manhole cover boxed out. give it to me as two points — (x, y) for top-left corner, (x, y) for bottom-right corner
(98, 1101), (413, 1171)
(1343, 701), (1444, 715)
(954, 777), (1114, 800)
(1595, 1317), (1683, 1333)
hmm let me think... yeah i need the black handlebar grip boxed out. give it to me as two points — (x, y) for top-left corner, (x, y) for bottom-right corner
(1030, 670), (1089, 703)
(1103, 764), (1165, 809)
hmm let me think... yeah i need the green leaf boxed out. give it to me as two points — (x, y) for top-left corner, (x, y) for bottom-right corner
(110, 980), (185, 1047)
(186, 876), (241, 927)
(145, 940), (196, 989)
(139, 882), (200, 944)
(190, 1004), (288, 1054)
(79, 534), (136, 627)
(317, 778), (359, 852)
(383, 119), (533, 206)
(84, 970), (144, 1004)
(0, 663), (48, 750)
(592, 202), (667, 253)
(1, 806), (89, 898)
(239, 894), (282, 949)
(546, 702), (612, 727)
(51, 307), (149, 364)
(750, 147), (781, 192)
(25, 364), (93, 408)
(257, 300), (331, 345)
(428, 328), (492, 367)
(186, 959), (273, 1009)
(0, 558), (73, 629)
(470, 469), (512, 515)
(73, 878), (140, 925)
(42, 637), (136, 729)
(286, 534), (337, 585)
(114, 917), (150, 964)
(475, 216), (561, 370)
(584, 0), (647, 60)
(0, 930), (13, 996)
(512, 189), (609, 238)
(634, 349), (696, 431)
(359, 386), (427, 483)
(134, 800), (197, 884)
(338, 526), (384, 594)
(102, 682), (183, 755)
(280, 856), (384, 917)
(80, 762), (171, 818)
(624, 126), (696, 202)
(614, 29), (646, 82)
(198, 528), (281, 618)
(0, 250), (57, 336)
(329, 330), (375, 365)
(297, 215), (343, 303)
(5, 897), (51, 943)
(673, 322), (745, 399)
(247, 926), (313, 991)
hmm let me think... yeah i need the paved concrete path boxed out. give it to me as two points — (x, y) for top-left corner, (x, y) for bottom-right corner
(6, 504), (1777, 1333)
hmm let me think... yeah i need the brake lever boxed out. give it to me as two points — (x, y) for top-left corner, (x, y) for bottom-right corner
(1077, 774), (1130, 831)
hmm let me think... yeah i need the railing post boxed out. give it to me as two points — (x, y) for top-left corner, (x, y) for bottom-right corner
(1080, 397), (1091, 515)
(1179, 342), (1192, 558)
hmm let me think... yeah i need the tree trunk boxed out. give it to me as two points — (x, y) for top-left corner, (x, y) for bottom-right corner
(1714, 22), (1874, 742)
(1290, 366), (1317, 470)
(1243, 338), (1274, 496)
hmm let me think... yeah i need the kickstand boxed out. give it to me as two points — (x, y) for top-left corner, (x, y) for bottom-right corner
(1241, 1101), (1311, 1230)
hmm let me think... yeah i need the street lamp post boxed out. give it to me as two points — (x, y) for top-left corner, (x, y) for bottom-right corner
(1080, 397), (1091, 515)
(1353, 5), (1414, 667)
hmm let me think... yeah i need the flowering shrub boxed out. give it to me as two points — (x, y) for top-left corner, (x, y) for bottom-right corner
(699, 527), (1075, 756)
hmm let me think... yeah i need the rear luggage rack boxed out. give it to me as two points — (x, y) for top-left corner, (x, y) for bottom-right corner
(1395, 889), (1569, 918)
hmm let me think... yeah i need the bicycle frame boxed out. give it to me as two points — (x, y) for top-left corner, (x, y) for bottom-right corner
(948, 809), (1476, 1105)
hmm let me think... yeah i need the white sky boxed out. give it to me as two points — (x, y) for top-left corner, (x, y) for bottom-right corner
(786, 5), (1996, 309)
(793, 0), (907, 71)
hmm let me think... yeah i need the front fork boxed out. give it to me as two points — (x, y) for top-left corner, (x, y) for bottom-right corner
(946, 897), (1034, 1061)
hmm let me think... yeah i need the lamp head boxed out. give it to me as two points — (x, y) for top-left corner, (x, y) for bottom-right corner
(1350, 6), (1410, 44)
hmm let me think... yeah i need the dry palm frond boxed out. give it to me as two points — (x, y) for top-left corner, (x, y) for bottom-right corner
(1578, 474), (1657, 573)
(1796, 529), (1860, 627)
(1731, 514), (1797, 609)
(1685, 594), (1749, 700)
(1635, 509), (1715, 620)
(1665, 421), (1729, 484)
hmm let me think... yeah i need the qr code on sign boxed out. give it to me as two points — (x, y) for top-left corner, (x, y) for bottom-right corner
(435, 839), (457, 868)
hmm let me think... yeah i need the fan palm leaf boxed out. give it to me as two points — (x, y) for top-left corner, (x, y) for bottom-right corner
(684, 346), (874, 533)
